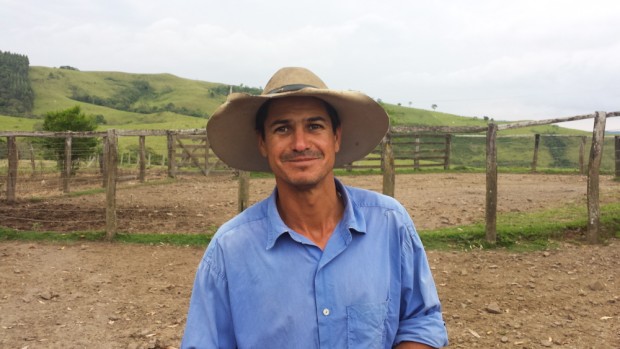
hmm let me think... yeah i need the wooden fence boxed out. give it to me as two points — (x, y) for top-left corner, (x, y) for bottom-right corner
(381, 111), (620, 244)
(343, 133), (451, 171)
(1, 111), (619, 243)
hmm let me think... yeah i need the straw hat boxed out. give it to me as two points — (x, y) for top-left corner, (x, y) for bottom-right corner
(206, 67), (389, 172)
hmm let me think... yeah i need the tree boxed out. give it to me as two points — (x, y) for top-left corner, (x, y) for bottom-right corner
(39, 106), (99, 174)
(431, 104), (438, 110)
(0, 51), (34, 115)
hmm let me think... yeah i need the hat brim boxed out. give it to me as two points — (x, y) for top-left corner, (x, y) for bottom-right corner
(206, 88), (390, 172)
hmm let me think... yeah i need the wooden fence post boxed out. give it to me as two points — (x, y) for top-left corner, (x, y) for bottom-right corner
(382, 132), (395, 197)
(101, 137), (108, 187)
(238, 171), (250, 212)
(579, 136), (587, 175)
(105, 129), (118, 241)
(63, 135), (72, 193)
(167, 131), (176, 178)
(444, 134), (452, 170)
(29, 144), (36, 177)
(586, 111), (606, 244)
(139, 135), (146, 183)
(414, 136), (420, 170)
(531, 134), (540, 172)
(485, 123), (498, 244)
(6, 136), (18, 203)
(204, 134), (211, 175)
(615, 135), (620, 179)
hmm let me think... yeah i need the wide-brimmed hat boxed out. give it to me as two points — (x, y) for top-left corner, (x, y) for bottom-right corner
(206, 67), (389, 172)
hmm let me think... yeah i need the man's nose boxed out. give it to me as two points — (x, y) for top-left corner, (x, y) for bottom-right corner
(292, 128), (309, 151)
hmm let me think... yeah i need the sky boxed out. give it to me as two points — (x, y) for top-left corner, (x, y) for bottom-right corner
(2, 0), (619, 132)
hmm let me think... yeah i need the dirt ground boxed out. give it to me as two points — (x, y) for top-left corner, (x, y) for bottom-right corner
(1, 173), (619, 348)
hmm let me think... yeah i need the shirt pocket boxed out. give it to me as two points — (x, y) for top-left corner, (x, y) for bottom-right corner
(346, 301), (389, 349)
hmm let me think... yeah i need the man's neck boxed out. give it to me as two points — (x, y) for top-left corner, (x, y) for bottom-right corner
(275, 177), (344, 250)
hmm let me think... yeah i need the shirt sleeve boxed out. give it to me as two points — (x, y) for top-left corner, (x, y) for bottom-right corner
(181, 241), (237, 349)
(395, 214), (449, 348)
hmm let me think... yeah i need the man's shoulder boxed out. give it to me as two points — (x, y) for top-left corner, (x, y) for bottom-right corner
(215, 198), (270, 238)
(343, 184), (404, 211)
(344, 185), (400, 206)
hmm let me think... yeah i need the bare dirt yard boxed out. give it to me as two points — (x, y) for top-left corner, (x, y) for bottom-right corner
(1, 173), (619, 348)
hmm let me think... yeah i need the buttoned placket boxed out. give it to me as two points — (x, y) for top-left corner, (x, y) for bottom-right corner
(313, 224), (352, 348)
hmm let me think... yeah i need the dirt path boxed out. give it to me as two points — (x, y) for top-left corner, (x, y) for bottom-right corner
(1, 241), (618, 348)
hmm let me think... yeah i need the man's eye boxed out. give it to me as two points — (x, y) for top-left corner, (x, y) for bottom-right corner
(309, 124), (324, 130)
(274, 126), (289, 133)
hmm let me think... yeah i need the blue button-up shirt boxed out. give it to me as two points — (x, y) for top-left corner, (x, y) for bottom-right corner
(181, 180), (448, 348)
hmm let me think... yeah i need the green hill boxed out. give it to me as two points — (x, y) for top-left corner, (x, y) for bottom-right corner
(27, 66), (224, 129)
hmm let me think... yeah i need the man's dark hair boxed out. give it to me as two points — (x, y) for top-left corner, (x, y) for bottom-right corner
(255, 98), (341, 139)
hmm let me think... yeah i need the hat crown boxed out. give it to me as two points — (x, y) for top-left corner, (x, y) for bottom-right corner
(262, 67), (328, 95)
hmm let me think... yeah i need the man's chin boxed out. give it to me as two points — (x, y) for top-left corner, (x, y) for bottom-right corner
(286, 177), (321, 190)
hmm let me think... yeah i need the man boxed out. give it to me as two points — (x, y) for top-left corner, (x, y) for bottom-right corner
(181, 67), (448, 348)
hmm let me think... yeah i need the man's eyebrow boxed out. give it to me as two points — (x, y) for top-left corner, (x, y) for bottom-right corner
(268, 115), (327, 127)
(268, 118), (291, 128)
(307, 116), (328, 123)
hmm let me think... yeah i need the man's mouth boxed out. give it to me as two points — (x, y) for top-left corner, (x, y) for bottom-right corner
(281, 151), (323, 162)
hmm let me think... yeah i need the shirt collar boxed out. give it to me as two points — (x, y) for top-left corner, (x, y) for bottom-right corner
(336, 179), (366, 236)
(265, 179), (366, 250)
(265, 189), (289, 249)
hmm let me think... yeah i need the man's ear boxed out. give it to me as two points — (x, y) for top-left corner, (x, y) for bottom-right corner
(257, 132), (268, 157)
(334, 127), (342, 153)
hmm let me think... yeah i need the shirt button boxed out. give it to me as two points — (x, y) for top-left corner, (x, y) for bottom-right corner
(322, 308), (330, 316)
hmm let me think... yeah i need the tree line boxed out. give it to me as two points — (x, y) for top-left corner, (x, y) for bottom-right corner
(0, 51), (35, 116)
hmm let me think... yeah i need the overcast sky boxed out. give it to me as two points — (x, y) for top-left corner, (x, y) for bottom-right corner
(2, 0), (619, 131)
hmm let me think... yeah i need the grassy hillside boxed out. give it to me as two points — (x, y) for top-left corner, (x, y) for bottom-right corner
(0, 115), (38, 130)
(28, 66), (218, 128)
(385, 103), (588, 136)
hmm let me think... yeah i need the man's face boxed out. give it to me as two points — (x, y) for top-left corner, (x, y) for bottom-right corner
(258, 97), (341, 190)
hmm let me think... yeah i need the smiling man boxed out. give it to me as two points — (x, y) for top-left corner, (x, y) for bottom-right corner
(181, 67), (448, 349)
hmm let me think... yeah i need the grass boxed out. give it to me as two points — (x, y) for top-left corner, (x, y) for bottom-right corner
(420, 202), (620, 251)
(0, 229), (213, 246)
(0, 115), (39, 130)
(2, 201), (618, 251)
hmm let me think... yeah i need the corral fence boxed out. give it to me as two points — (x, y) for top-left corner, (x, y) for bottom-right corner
(343, 133), (452, 171)
(343, 132), (618, 174)
(378, 111), (619, 244)
(1, 111), (619, 244)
